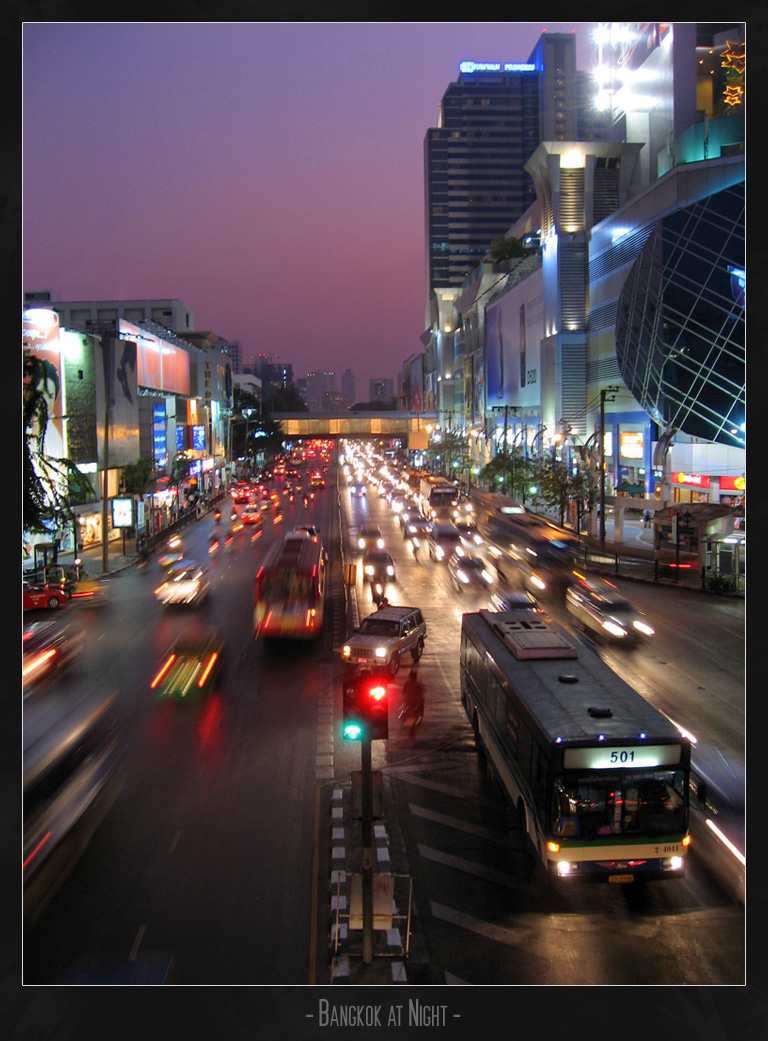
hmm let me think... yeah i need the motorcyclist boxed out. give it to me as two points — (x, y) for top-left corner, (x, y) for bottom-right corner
(303, 494), (309, 509)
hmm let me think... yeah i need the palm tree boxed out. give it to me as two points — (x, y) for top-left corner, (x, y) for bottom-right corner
(23, 349), (93, 537)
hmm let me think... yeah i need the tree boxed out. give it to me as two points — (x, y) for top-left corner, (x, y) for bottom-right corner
(527, 454), (597, 526)
(121, 456), (155, 497)
(477, 446), (532, 501)
(23, 349), (94, 536)
(264, 384), (308, 413)
(488, 235), (529, 262)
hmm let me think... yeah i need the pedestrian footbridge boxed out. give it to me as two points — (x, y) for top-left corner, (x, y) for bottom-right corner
(271, 411), (439, 445)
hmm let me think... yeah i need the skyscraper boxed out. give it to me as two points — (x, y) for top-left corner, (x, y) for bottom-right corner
(341, 368), (356, 408)
(424, 35), (581, 319)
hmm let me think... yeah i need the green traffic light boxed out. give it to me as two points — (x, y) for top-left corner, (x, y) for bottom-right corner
(343, 721), (363, 741)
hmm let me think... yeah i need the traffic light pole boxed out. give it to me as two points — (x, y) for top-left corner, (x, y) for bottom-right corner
(360, 734), (374, 964)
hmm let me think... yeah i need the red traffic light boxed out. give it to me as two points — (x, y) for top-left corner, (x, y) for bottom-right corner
(361, 677), (388, 741)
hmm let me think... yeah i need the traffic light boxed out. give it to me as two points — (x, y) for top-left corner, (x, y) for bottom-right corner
(342, 674), (365, 741)
(342, 671), (389, 741)
(360, 674), (389, 741)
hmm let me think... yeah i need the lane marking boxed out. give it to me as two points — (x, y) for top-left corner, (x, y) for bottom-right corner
(409, 804), (518, 846)
(418, 844), (532, 889)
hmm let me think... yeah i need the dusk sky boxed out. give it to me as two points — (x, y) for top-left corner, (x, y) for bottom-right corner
(23, 21), (594, 395)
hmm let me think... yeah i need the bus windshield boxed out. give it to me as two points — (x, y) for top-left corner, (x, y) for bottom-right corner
(552, 770), (687, 839)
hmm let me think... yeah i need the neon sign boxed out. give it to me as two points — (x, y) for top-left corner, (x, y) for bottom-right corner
(459, 61), (536, 73)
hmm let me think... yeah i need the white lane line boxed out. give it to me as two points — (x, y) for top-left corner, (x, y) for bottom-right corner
(129, 924), (146, 962)
(409, 804), (518, 846)
(418, 844), (531, 889)
(387, 768), (501, 806)
(429, 902), (524, 948)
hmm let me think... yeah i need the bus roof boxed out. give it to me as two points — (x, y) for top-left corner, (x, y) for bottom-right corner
(463, 610), (685, 747)
(258, 532), (323, 575)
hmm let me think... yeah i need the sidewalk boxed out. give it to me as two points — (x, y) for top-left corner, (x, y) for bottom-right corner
(53, 500), (222, 579)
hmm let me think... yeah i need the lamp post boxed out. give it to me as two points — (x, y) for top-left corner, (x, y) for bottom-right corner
(599, 386), (619, 551)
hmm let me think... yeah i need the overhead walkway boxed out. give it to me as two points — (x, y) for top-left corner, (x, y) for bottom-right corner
(270, 411), (439, 442)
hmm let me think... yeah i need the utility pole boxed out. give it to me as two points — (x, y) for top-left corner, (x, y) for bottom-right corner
(101, 337), (112, 575)
(599, 386), (619, 551)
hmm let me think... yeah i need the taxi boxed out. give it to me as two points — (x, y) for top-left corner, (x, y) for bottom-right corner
(23, 581), (69, 611)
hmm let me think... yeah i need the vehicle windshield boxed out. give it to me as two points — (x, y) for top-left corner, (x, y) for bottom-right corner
(358, 619), (400, 637)
(552, 770), (687, 839)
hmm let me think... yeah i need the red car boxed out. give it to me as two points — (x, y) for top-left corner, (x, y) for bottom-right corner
(23, 582), (69, 611)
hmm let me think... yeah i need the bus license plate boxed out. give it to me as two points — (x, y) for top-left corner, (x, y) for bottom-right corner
(608, 874), (634, 884)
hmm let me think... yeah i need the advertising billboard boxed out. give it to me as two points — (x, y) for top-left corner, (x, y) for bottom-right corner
(485, 282), (543, 409)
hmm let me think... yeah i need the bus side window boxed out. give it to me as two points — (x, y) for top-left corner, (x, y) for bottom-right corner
(531, 745), (548, 812)
(517, 723), (532, 780)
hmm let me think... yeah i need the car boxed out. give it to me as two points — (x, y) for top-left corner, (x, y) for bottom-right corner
(241, 504), (262, 525)
(362, 549), (396, 585)
(447, 551), (495, 590)
(341, 605), (427, 675)
(357, 523), (384, 553)
(488, 588), (543, 614)
(426, 522), (463, 561)
(349, 480), (366, 496)
(399, 505), (420, 532)
(377, 481), (394, 499)
(231, 485), (250, 502)
(23, 620), (85, 692)
(157, 533), (185, 569)
(389, 493), (408, 514)
(293, 524), (319, 538)
(565, 574), (655, 643)
(23, 581), (69, 611)
(311, 474), (326, 489)
(150, 629), (227, 701)
(154, 560), (211, 608)
(403, 517), (431, 542)
(454, 520), (483, 547)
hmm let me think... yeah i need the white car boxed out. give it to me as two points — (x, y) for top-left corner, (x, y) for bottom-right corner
(155, 560), (211, 607)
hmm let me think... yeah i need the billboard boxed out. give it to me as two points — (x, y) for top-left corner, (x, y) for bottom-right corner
(485, 281), (543, 409)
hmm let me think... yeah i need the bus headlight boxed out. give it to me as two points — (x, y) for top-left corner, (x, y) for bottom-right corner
(358, 538), (365, 549)
(556, 861), (576, 876)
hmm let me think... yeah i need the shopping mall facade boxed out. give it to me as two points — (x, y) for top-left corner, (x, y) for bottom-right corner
(22, 309), (234, 559)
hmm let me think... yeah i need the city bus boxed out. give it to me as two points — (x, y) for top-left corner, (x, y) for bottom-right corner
(253, 530), (328, 639)
(460, 609), (691, 883)
(472, 490), (580, 593)
(419, 475), (459, 521)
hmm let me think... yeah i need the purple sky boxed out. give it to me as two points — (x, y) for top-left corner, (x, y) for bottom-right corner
(23, 22), (593, 395)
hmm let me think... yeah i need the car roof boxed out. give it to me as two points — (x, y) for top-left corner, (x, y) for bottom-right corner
(362, 606), (420, 621)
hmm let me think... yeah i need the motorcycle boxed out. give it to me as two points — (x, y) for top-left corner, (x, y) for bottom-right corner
(411, 536), (421, 560)
(371, 580), (388, 608)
